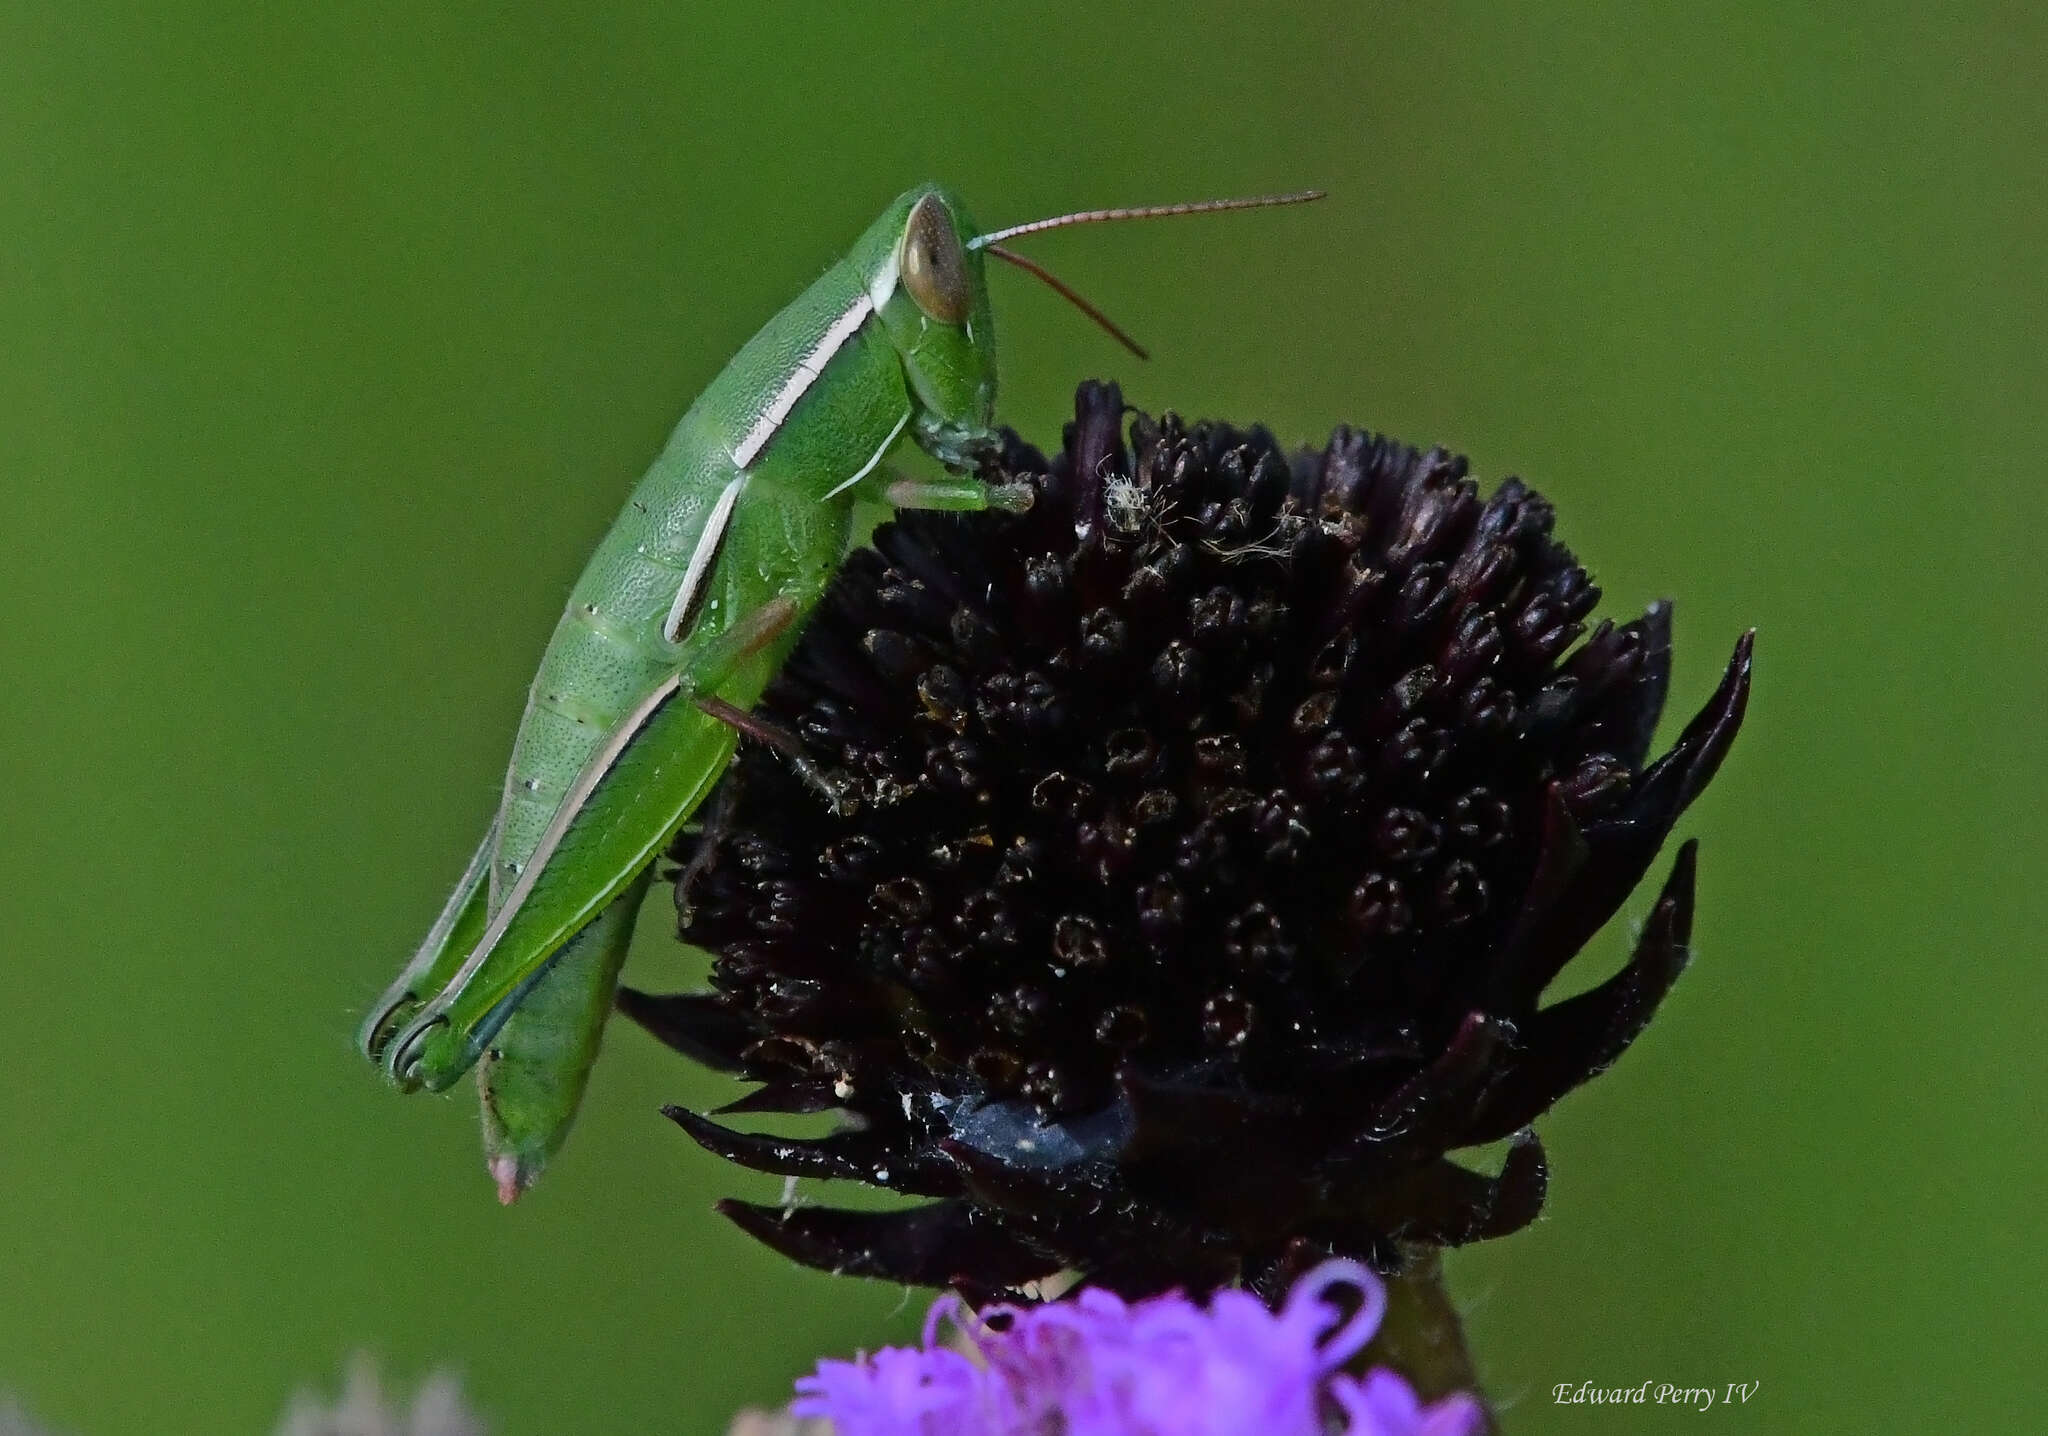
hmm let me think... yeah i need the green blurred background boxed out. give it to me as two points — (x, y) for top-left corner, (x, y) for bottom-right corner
(1, 2), (2039, 1431)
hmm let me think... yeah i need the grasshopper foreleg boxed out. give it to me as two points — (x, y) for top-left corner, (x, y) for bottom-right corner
(853, 467), (1034, 515)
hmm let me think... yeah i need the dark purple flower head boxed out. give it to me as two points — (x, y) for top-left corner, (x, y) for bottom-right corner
(629, 382), (1751, 1299)
(792, 1259), (1483, 1436)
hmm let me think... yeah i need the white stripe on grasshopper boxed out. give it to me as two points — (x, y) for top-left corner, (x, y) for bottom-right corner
(664, 474), (749, 642)
(415, 670), (690, 1029)
(866, 247), (901, 314)
(732, 294), (874, 469)
(822, 406), (912, 501)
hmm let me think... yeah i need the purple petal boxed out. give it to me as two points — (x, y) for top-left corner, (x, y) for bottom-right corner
(781, 1258), (1482, 1436)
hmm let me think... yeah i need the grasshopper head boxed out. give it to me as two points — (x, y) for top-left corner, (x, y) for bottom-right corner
(862, 183), (1325, 465)
(867, 185), (999, 453)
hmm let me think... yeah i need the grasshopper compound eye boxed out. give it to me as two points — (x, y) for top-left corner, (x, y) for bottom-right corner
(901, 193), (973, 324)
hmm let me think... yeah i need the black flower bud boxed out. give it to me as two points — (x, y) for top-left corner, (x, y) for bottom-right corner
(624, 382), (1752, 1302)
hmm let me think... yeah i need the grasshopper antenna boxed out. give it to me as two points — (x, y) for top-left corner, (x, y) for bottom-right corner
(970, 189), (1325, 249)
(984, 244), (1150, 360)
(972, 189), (1324, 360)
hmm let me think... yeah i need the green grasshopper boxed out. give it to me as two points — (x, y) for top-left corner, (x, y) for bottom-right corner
(358, 183), (1323, 1201)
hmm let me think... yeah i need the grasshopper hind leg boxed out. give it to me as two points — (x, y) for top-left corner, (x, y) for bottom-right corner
(385, 592), (815, 1093)
(358, 825), (496, 1084)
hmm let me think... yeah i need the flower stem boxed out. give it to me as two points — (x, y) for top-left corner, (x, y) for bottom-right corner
(1361, 1247), (1497, 1433)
